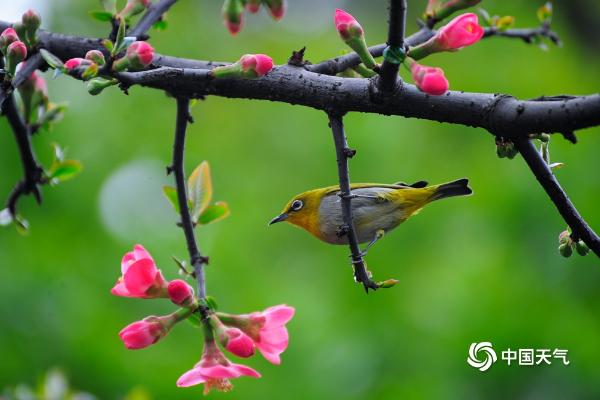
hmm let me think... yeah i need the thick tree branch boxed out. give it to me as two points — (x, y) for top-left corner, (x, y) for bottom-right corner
(128, 0), (178, 39)
(328, 113), (379, 292)
(515, 138), (600, 257)
(1, 94), (44, 216)
(0, 20), (593, 137)
(379, 0), (407, 92)
(171, 97), (208, 300)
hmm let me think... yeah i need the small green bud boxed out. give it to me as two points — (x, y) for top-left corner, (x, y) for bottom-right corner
(22, 9), (41, 45)
(86, 77), (118, 95)
(559, 243), (572, 258)
(575, 241), (590, 256)
(558, 230), (571, 246)
(378, 279), (400, 289)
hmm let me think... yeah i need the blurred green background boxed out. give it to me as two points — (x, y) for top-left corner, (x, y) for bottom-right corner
(1, 0), (600, 399)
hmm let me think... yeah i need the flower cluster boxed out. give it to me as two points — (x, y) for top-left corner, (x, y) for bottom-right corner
(112, 245), (294, 394)
(1, 27), (27, 77)
(333, 9), (484, 95)
(222, 0), (286, 35)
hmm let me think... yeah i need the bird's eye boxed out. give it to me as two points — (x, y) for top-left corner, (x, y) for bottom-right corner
(291, 199), (304, 211)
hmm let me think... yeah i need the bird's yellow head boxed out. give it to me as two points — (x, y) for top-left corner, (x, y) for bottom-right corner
(269, 188), (327, 236)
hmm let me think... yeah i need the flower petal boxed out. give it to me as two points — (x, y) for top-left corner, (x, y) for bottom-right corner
(123, 258), (158, 295)
(177, 368), (207, 387)
(263, 305), (295, 327)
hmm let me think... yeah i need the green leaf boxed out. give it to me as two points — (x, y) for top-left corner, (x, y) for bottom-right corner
(204, 295), (218, 311)
(101, 0), (117, 14)
(112, 18), (126, 56)
(153, 20), (169, 31)
(89, 10), (114, 22)
(162, 185), (180, 213)
(0, 208), (13, 226)
(171, 255), (190, 276)
(478, 8), (492, 26)
(14, 215), (30, 236)
(198, 201), (230, 225)
(187, 161), (213, 223)
(51, 142), (66, 162)
(187, 313), (202, 327)
(537, 2), (553, 23)
(48, 160), (83, 184)
(495, 15), (515, 31)
(102, 39), (114, 52)
(40, 49), (64, 70)
(549, 162), (565, 170)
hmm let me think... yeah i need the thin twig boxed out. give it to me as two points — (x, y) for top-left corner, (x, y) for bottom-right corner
(2, 94), (44, 216)
(515, 137), (600, 257)
(483, 25), (561, 46)
(328, 113), (379, 293)
(379, 0), (407, 92)
(171, 97), (208, 300)
(128, 0), (178, 39)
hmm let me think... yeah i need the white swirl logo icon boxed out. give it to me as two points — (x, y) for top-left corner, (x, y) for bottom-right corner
(467, 342), (497, 372)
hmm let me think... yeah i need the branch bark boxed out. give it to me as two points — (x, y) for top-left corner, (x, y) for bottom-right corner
(328, 113), (379, 292)
(2, 94), (44, 215)
(515, 137), (600, 257)
(128, 0), (178, 39)
(379, 0), (407, 92)
(171, 97), (208, 300)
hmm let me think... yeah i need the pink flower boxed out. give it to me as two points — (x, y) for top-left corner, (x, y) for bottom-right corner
(334, 9), (363, 41)
(111, 244), (168, 298)
(167, 279), (195, 307)
(85, 50), (105, 66)
(119, 316), (170, 350)
(240, 54), (273, 77)
(22, 9), (41, 31)
(218, 304), (295, 364)
(0, 28), (19, 54)
(435, 13), (484, 50)
(410, 61), (449, 95)
(126, 41), (154, 69)
(177, 339), (260, 395)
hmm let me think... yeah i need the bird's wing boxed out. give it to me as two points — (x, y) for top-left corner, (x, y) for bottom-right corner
(321, 183), (407, 197)
(393, 180), (429, 188)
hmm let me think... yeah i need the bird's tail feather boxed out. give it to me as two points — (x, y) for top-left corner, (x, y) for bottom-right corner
(429, 178), (472, 201)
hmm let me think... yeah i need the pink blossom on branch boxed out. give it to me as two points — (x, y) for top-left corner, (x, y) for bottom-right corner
(264, 0), (286, 21)
(409, 60), (449, 96)
(64, 58), (89, 70)
(0, 28), (20, 54)
(435, 13), (484, 50)
(111, 244), (168, 298)
(222, 0), (244, 36)
(167, 279), (195, 307)
(217, 304), (295, 365)
(177, 338), (260, 395)
(119, 316), (171, 350)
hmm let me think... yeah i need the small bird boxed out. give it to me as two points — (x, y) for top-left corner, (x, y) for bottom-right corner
(269, 178), (472, 250)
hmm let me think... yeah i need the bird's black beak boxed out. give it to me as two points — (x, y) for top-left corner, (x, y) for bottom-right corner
(269, 213), (288, 225)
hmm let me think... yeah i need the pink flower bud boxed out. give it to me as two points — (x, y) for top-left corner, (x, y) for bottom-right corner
(119, 316), (170, 350)
(334, 9), (363, 42)
(264, 0), (286, 20)
(22, 9), (41, 33)
(240, 54), (273, 77)
(222, 327), (255, 358)
(211, 53), (273, 79)
(0, 28), (20, 54)
(410, 61), (449, 96)
(435, 13), (484, 50)
(167, 279), (195, 307)
(85, 50), (106, 66)
(5, 41), (28, 76)
(245, 0), (261, 13)
(64, 58), (88, 70)
(334, 9), (377, 69)
(111, 244), (168, 298)
(125, 41), (154, 69)
(222, 0), (244, 36)
(18, 69), (48, 123)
